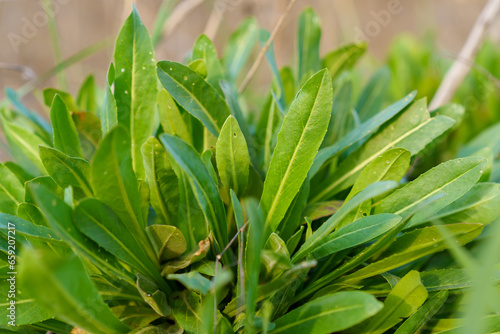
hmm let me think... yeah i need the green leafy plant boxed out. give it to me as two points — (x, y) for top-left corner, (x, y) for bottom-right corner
(1, 6), (500, 334)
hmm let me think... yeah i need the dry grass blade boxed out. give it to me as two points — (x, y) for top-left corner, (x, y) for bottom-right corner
(238, 0), (298, 94)
(429, 0), (500, 110)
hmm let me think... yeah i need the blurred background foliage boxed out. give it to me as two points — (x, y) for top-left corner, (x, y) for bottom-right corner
(1, 0), (500, 171)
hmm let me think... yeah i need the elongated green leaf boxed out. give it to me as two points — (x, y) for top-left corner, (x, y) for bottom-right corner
(312, 213), (402, 259)
(91, 126), (146, 242)
(0, 113), (47, 175)
(29, 183), (131, 282)
(429, 182), (500, 226)
(293, 181), (397, 263)
(39, 146), (92, 197)
(100, 63), (117, 135)
(157, 61), (231, 137)
(270, 291), (382, 334)
(298, 195), (444, 301)
(297, 7), (321, 83)
(363, 271), (428, 334)
(223, 17), (259, 81)
(4, 161), (34, 184)
(394, 290), (448, 334)
(73, 198), (164, 288)
(0, 163), (24, 215)
(114, 5), (157, 178)
(260, 29), (286, 112)
(160, 134), (228, 251)
(157, 89), (191, 144)
(244, 198), (265, 334)
(216, 116), (250, 196)
(323, 78), (354, 147)
(310, 91), (416, 178)
(19, 248), (129, 334)
(322, 42), (367, 80)
(192, 34), (224, 93)
(219, 81), (255, 161)
(374, 157), (487, 227)
(341, 223), (484, 284)
(50, 94), (84, 158)
(260, 69), (333, 232)
(312, 99), (456, 202)
(5, 87), (52, 138)
(141, 137), (179, 225)
(0, 213), (57, 241)
(0, 277), (53, 326)
(421, 269), (477, 291)
(278, 179), (310, 241)
(347, 148), (411, 202)
(356, 66), (391, 121)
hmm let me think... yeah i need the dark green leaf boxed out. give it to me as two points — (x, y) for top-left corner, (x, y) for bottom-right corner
(312, 213), (402, 259)
(160, 134), (228, 252)
(39, 146), (92, 197)
(136, 274), (171, 316)
(157, 61), (231, 137)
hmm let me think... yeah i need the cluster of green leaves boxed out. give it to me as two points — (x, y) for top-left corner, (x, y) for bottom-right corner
(1, 6), (500, 334)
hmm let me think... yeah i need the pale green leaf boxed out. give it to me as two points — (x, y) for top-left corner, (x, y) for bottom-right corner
(114, 5), (157, 178)
(363, 271), (428, 334)
(216, 116), (249, 196)
(260, 69), (333, 232)
(270, 291), (382, 334)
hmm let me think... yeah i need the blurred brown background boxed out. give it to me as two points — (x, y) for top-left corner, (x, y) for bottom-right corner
(0, 0), (497, 100)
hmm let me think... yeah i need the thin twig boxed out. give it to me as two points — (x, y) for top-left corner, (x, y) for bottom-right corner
(238, 0), (298, 94)
(163, 0), (205, 39)
(213, 221), (249, 334)
(429, 0), (500, 110)
(203, 1), (226, 40)
(437, 49), (500, 92)
(0, 63), (36, 80)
